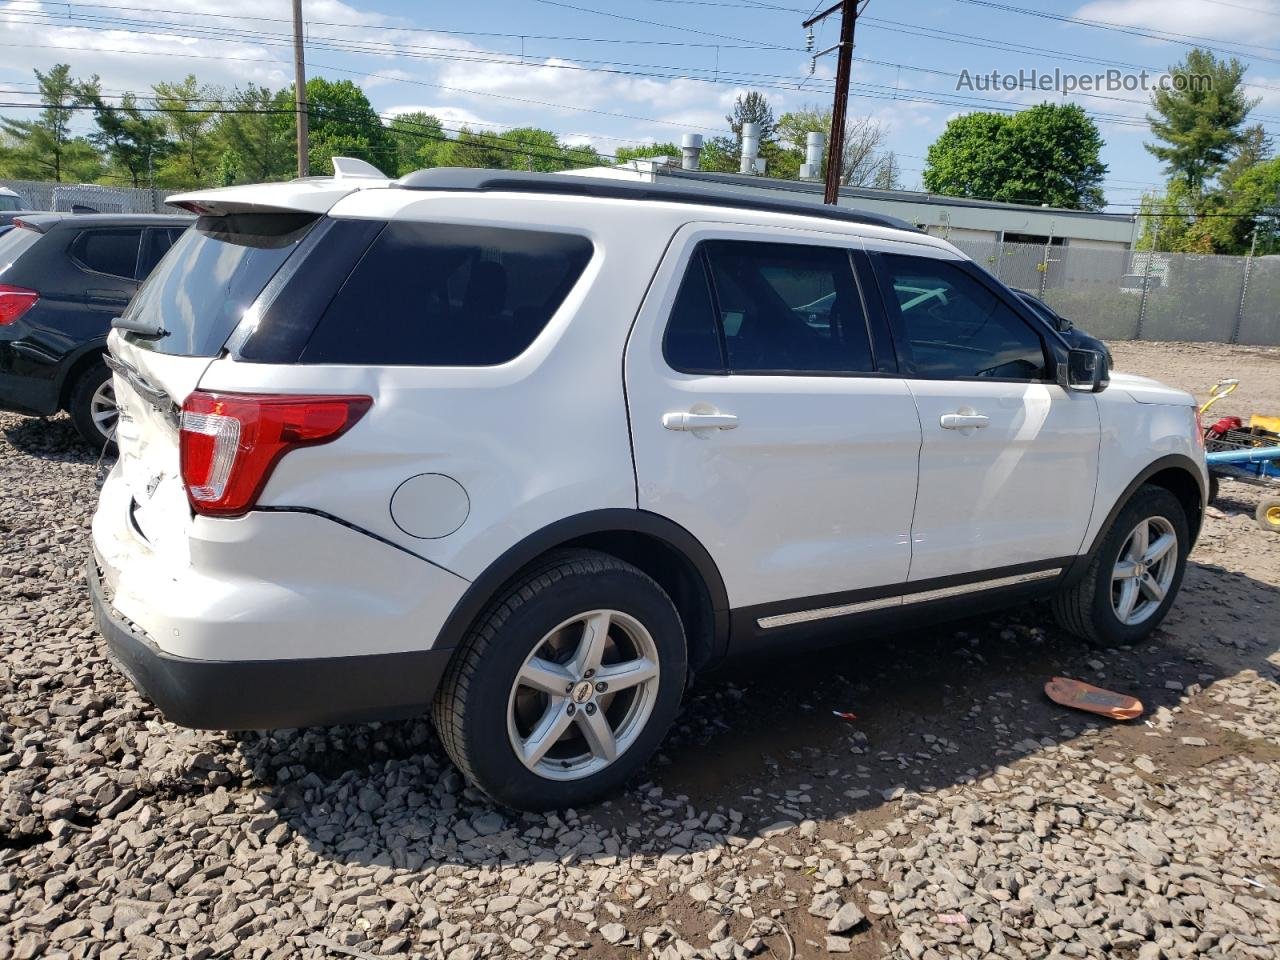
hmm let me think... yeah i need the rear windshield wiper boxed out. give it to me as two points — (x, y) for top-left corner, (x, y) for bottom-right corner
(112, 315), (168, 338)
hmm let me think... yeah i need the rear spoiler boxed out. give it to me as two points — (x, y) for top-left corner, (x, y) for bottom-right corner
(12, 218), (49, 233)
(168, 157), (388, 216)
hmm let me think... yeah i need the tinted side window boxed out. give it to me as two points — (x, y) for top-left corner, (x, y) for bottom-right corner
(71, 229), (142, 279)
(874, 254), (1047, 381)
(663, 252), (724, 374)
(301, 222), (593, 366)
(698, 240), (872, 374)
(137, 227), (184, 277)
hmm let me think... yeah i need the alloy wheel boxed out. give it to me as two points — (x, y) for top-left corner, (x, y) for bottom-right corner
(1110, 516), (1178, 626)
(507, 609), (661, 782)
(89, 379), (118, 440)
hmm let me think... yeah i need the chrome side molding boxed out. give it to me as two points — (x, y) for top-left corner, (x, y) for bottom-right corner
(756, 567), (1062, 630)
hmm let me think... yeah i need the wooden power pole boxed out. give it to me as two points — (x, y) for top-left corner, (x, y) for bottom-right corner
(292, 0), (309, 178)
(803, 1), (859, 205)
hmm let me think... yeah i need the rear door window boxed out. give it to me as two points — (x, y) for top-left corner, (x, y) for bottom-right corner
(121, 212), (317, 357)
(71, 229), (142, 280)
(298, 222), (594, 366)
(662, 240), (874, 376)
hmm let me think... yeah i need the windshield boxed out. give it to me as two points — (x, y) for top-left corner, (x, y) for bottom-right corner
(121, 211), (317, 357)
(0, 226), (41, 277)
(0, 195), (23, 212)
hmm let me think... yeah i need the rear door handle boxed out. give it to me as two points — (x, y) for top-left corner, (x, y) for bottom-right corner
(940, 413), (990, 430)
(663, 412), (739, 431)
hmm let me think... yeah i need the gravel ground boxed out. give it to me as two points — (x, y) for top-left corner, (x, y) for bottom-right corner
(1, 339), (1278, 960)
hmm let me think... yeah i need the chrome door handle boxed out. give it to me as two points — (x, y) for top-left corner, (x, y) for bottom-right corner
(662, 411), (739, 431)
(940, 413), (990, 430)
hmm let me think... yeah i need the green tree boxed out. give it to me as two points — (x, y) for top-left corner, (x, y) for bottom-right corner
(614, 142), (680, 164)
(1146, 48), (1259, 192)
(775, 106), (892, 186)
(726, 91), (776, 145)
(81, 82), (171, 187)
(305, 77), (396, 176)
(924, 103), (1107, 209)
(152, 75), (219, 187)
(441, 128), (514, 168)
(212, 85), (294, 185)
(388, 111), (445, 175)
(0, 64), (99, 182)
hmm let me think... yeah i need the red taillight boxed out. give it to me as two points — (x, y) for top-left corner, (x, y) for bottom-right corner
(0, 284), (39, 325)
(179, 391), (372, 517)
(1194, 408), (1206, 449)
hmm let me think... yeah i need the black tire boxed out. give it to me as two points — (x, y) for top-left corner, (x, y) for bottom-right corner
(1052, 484), (1190, 648)
(1258, 497), (1280, 533)
(67, 361), (117, 453)
(433, 549), (687, 811)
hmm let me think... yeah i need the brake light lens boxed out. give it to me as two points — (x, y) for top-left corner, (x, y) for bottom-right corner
(179, 392), (372, 517)
(0, 284), (39, 325)
(1194, 408), (1206, 449)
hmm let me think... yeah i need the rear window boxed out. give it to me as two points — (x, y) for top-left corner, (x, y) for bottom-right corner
(121, 212), (317, 357)
(71, 228), (142, 279)
(297, 222), (594, 366)
(0, 226), (42, 275)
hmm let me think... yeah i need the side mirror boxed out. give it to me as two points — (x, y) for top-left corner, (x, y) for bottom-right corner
(1059, 348), (1108, 393)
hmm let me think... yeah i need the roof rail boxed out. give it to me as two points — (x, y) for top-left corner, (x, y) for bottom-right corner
(393, 167), (920, 233)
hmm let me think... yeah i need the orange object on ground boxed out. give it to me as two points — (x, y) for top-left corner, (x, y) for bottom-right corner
(1044, 677), (1143, 720)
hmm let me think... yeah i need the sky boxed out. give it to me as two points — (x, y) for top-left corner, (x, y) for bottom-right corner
(1, 0), (1279, 211)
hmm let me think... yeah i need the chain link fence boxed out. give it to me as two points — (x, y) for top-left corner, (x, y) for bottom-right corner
(944, 237), (1280, 347)
(4, 179), (1277, 345)
(1, 178), (178, 214)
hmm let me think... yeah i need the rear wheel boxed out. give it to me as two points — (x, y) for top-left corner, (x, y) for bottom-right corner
(433, 550), (687, 810)
(1052, 485), (1189, 647)
(67, 361), (117, 453)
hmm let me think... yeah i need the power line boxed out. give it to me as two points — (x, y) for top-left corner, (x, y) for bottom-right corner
(950, 0), (1280, 65)
(33, 1), (788, 49)
(529, 0), (804, 50)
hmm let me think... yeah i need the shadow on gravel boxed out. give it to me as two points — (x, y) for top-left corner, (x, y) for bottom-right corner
(1, 414), (102, 465)
(232, 561), (1279, 869)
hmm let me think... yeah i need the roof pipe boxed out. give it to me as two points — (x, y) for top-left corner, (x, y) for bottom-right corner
(800, 132), (825, 180)
(681, 133), (703, 171)
(740, 122), (761, 175)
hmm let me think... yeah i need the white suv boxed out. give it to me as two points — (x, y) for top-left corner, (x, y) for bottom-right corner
(89, 164), (1207, 810)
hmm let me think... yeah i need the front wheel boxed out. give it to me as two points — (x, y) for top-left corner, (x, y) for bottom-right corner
(433, 550), (687, 810)
(1052, 485), (1189, 647)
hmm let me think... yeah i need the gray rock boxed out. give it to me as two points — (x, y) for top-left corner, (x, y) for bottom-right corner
(827, 902), (865, 934)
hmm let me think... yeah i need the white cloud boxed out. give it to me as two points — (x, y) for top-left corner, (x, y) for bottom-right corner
(1074, 0), (1280, 44)
(381, 103), (501, 132)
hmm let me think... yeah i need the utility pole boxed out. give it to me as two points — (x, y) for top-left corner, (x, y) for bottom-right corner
(803, 1), (858, 205)
(292, 0), (309, 178)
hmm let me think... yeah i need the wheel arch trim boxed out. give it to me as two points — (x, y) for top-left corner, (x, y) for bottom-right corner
(1067, 453), (1205, 584)
(434, 509), (731, 660)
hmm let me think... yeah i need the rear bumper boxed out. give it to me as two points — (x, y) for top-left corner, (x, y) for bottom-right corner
(0, 370), (57, 416)
(88, 556), (452, 729)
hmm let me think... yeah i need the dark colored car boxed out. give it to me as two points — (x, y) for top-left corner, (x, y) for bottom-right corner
(1013, 289), (1113, 367)
(0, 213), (192, 446)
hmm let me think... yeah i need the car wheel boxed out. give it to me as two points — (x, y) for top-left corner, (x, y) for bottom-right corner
(433, 549), (687, 811)
(68, 361), (118, 453)
(1052, 484), (1189, 648)
(1258, 496), (1280, 533)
